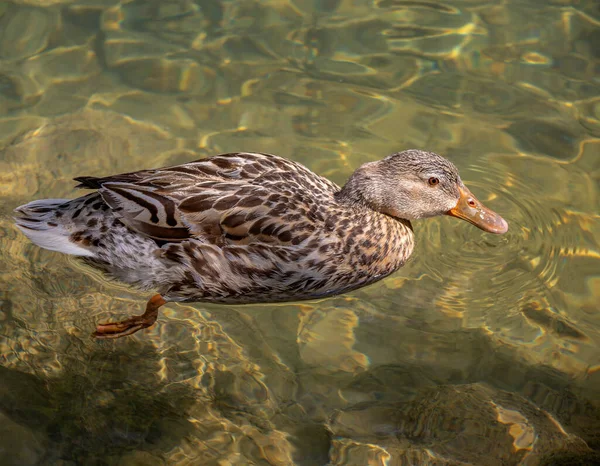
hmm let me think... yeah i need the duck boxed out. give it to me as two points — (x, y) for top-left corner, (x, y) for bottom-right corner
(14, 150), (508, 339)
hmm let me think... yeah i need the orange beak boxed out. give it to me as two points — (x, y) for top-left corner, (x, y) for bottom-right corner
(446, 186), (508, 234)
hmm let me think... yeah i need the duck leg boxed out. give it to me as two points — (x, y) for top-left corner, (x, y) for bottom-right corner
(93, 294), (166, 339)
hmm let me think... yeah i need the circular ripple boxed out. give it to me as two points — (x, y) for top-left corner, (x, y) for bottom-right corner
(411, 156), (584, 329)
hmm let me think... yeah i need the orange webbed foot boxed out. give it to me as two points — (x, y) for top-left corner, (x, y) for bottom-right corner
(93, 294), (166, 340)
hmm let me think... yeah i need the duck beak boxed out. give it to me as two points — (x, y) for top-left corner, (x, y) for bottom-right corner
(446, 186), (508, 234)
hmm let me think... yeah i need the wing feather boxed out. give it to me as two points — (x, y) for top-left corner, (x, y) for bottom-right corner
(74, 152), (338, 245)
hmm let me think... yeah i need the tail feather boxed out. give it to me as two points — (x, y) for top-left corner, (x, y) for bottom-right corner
(14, 199), (68, 215)
(14, 199), (95, 257)
(73, 176), (103, 189)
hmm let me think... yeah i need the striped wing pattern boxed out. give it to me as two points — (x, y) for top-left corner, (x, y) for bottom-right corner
(75, 152), (339, 246)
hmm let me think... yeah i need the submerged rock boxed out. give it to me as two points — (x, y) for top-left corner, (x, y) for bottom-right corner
(0, 4), (60, 60)
(0, 411), (47, 466)
(328, 383), (593, 465)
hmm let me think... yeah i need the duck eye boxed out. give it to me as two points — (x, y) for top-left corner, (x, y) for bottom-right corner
(428, 177), (439, 186)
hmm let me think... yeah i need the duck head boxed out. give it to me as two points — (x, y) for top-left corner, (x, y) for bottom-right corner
(337, 149), (508, 234)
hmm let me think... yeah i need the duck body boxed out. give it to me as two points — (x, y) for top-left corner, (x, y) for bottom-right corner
(16, 152), (413, 303)
(15, 150), (506, 338)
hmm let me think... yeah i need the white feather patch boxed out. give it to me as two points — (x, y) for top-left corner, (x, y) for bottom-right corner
(15, 224), (95, 257)
(14, 198), (95, 257)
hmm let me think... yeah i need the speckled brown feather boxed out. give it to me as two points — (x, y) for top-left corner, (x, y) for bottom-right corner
(60, 152), (415, 303)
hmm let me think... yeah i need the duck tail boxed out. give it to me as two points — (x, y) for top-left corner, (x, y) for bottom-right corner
(14, 199), (95, 257)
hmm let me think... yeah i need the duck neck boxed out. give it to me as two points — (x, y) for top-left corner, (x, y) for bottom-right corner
(336, 163), (405, 221)
(336, 162), (379, 206)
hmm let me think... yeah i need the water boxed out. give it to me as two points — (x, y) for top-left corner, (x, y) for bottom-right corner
(0, 0), (599, 464)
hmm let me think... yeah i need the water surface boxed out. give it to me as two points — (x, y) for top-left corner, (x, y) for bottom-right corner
(0, 0), (599, 464)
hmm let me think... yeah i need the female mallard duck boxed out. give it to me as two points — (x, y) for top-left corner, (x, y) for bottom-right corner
(15, 150), (507, 339)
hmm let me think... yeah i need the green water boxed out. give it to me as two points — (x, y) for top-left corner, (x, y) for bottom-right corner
(1, 0), (599, 464)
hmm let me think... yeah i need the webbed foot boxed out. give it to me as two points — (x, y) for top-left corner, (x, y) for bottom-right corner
(93, 294), (166, 339)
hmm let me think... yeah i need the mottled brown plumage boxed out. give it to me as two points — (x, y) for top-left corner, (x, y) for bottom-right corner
(14, 150), (507, 339)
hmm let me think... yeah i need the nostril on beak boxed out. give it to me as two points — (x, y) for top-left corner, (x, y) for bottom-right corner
(467, 199), (476, 207)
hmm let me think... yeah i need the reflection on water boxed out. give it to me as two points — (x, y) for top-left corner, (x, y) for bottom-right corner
(0, 0), (599, 464)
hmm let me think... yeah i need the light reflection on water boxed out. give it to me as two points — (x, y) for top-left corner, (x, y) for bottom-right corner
(0, 0), (599, 464)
